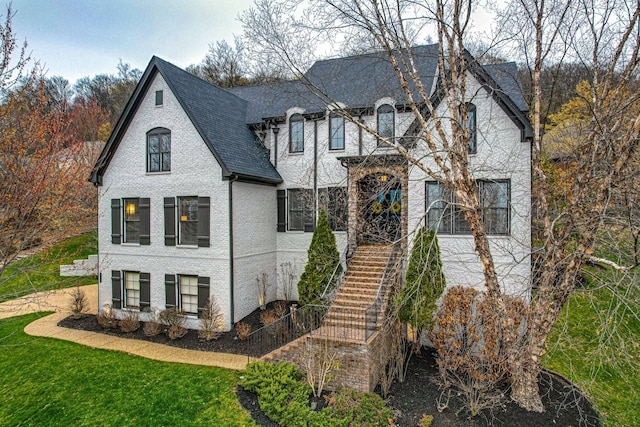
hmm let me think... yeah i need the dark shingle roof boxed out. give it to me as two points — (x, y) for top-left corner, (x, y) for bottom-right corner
(229, 45), (529, 125)
(484, 62), (528, 112)
(91, 57), (282, 185)
(154, 58), (281, 183)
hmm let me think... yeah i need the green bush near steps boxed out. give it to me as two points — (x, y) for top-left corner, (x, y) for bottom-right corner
(240, 361), (394, 427)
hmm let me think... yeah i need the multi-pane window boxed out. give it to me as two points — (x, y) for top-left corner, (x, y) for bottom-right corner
(460, 103), (477, 154)
(288, 189), (314, 231)
(377, 104), (395, 141)
(426, 180), (510, 235)
(179, 275), (198, 315)
(319, 187), (347, 231)
(123, 198), (140, 243)
(329, 115), (345, 150)
(124, 271), (140, 308)
(155, 90), (163, 106)
(147, 128), (171, 172)
(289, 114), (304, 153)
(179, 196), (198, 245)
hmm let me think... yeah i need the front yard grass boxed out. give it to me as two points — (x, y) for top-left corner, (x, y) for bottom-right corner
(0, 313), (255, 426)
(543, 268), (640, 427)
(0, 232), (97, 302)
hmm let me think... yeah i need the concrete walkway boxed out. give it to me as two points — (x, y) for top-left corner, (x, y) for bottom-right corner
(0, 284), (248, 371)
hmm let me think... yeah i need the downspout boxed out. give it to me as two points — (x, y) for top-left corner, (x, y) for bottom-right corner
(272, 125), (279, 169)
(358, 116), (364, 156)
(228, 175), (238, 326)
(314, 119), (318, 223)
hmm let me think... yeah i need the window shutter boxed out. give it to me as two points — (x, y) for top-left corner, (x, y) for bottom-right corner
(197, 276), (210, 319)
(140, 272), (151, 310)
(111, 270), (122, 309)
(111, 199), (121, 244)
(303, 190), (315, 232)
(164, 197), (176, 246)
(165, 274), (176, 308)
(197, 197), (210, 248)
(277, 190), (286, 232)
(139, 198), (151, 245)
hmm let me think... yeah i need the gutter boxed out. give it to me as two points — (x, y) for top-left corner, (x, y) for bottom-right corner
(228, 175), (238, 327)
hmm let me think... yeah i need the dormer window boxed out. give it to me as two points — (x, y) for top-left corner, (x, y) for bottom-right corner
(377, 104), (395, 143)
(147, 128), (171, 172)
(460, 103), (477, 154)
(289, 114), (304, 153)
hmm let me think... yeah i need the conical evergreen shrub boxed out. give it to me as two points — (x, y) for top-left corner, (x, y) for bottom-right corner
(396, 227), (446, 338)
(297, 210), (341, 306)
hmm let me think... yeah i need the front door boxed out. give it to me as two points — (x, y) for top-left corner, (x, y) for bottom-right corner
(358, 173), (402, 244)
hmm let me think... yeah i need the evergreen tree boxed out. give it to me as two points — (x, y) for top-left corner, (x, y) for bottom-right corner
(297, 210), (341, 306)
(396, 227), (446, 342)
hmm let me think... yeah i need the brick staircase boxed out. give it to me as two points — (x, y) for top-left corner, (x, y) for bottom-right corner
(257, 243), (402, 391)
(316, 244), (393, 341)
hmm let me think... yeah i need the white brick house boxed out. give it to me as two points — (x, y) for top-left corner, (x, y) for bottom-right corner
(91, 46), (532, 330)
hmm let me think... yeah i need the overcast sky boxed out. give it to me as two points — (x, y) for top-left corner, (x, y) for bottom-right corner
(10, 0), (254, 84)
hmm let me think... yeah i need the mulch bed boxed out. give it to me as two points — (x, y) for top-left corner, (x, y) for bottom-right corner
(59, 309), (602, 427)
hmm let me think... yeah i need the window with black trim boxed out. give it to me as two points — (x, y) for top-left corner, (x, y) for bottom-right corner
(377, 104), (395, 142)
(329, 114), (345, 150)
(288, 188), (314, 231)
(178, 196), (198, 245)
(179, 275), (198, 315)
(319, 187), (347, 231)
(147, 128), (171, 172)
(425, 180), (510, 235)
(289, 114), (304, 153)
(155, 90), (163, 106)
(124, 271), (140, 308)
(111, 198), (150, 245)
(123, 198), (140, 243)
(460, 103), (477, 154)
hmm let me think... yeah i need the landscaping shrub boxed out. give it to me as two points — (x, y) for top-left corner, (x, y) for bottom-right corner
(260, 309), (279, 326)
(198, 297), (223, 341)
(235, 321), (251, 341)
(97, 303), (118, 329)
(159, 308), (188, 340)
(119, 310), (140, 333)
(396, 227), (445, 348)
(274, 300), (287, 318)
(143, 320), (162, 337)
(142, 308), (162, 337)
(428, 286), (527, 416)
(69, 286), (90, 319)
(298, 210), (341, 306)
(241, 361), (395, 426)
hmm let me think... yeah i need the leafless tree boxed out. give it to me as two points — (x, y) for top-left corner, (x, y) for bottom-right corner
(241, 0), (640, 412)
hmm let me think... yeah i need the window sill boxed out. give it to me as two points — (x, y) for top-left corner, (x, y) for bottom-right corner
(121, 242), (141, 247)
(176, 244), (199, 249)
(288, 151), (304, 156)
(146, 171), (171, 176)
(329, 148), (345, 152)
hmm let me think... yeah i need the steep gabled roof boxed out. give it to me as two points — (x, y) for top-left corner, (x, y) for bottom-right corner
(90, 56), (282, 186)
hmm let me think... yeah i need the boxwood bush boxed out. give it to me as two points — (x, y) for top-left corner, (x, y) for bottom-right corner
(240, 361), (394, 426)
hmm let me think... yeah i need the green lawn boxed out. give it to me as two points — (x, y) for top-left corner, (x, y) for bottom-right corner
(0, 232), (98, 302)
(543, 269), (640, 427)
(0, 313), (255, 426)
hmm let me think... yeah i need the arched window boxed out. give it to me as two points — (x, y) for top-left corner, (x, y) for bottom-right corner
(147, 128), (171, 172)
(460, 103), (477, 154)
(289, 114), (304, 153)
(377, 104), (395, 142)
